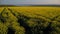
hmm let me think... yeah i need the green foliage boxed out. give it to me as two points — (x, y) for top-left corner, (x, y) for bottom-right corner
(0, 7), (60, 34)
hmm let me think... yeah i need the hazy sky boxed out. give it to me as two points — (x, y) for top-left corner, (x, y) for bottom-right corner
(0, 0), (60, 5)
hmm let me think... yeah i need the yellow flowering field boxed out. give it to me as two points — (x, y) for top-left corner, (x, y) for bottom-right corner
(0, 6), (60, 34)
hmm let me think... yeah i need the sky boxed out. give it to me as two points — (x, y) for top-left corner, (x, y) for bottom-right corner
(0, 0), (60, 5)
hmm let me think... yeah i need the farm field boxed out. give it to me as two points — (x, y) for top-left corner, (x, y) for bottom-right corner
(0, 6), (60, 34)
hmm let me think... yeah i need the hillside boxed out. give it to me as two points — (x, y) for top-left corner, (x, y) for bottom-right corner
(0, 7), (60, 34)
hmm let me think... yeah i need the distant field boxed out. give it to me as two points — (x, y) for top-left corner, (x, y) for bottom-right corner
(0, 7), (60, 34)
(0, 7), (60, 18)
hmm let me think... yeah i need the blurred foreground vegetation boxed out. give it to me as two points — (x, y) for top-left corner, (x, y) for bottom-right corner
(0, 7), (60, 34)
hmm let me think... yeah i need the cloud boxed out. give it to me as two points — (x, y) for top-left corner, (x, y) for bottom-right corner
(0, 0), (60, 5)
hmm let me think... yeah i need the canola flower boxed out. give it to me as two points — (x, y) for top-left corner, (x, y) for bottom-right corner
(0, 7), (60, 34)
